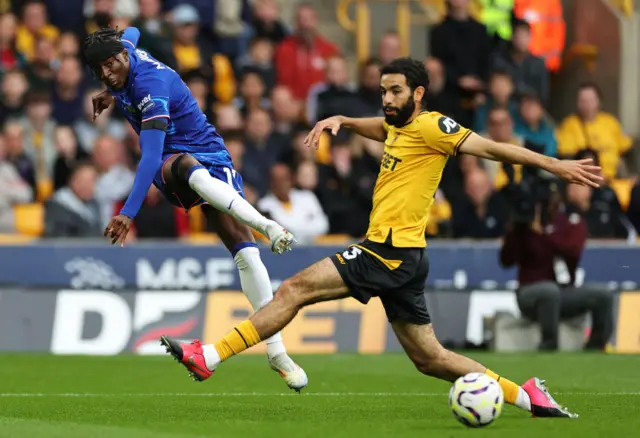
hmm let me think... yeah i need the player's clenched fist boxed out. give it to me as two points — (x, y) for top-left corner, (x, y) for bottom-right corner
(304, 116), (343, 150)
(92, 90), (114, 121)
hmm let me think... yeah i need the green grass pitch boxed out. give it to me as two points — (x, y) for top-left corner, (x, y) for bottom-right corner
(0, 352), (638, 437)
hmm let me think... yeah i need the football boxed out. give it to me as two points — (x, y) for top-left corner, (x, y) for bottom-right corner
(448, 372), (504, 427)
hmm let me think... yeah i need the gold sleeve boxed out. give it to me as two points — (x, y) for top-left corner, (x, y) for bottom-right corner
(418, 114), (472, 156)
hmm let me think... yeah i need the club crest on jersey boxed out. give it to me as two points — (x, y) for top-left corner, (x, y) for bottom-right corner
(438, 116), (460, 134)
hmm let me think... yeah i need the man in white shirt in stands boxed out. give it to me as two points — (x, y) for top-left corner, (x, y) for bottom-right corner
(258, 163), (329, 244)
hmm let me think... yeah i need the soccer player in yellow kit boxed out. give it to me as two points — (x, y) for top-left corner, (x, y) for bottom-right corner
(162, 58), (602, 419)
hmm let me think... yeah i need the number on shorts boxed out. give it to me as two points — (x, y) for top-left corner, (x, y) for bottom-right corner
(223, 167), (237, 186)
(343, 246), (362, 260)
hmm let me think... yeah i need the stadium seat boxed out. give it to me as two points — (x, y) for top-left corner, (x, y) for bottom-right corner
(183, 232), (221, 245)
(611, 178), (633, 211)
(13, 203), (44, 236)
(36, 179), (53, 202)
(188, 208), (205, 233)
(491, 312), (587, 352)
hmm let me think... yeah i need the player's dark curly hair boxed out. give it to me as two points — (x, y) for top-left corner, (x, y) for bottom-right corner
(380, 57), (430, 108)
(82, 27), (126, 73)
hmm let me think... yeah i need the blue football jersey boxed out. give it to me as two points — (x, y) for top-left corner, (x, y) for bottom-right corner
(108, 28), (226, 155)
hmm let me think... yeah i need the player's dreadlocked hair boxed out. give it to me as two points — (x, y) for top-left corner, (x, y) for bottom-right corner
(82, 27), (126, 74)
(380, 58), (430, 109)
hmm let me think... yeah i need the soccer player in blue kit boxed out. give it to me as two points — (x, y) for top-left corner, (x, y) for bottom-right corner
(83, 27), (308, 390)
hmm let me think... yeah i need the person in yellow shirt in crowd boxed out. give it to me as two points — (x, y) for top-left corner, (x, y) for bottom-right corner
(556, 82), (633, 181)
(15, 0), (59, 61)
(170, 4), (236, 106)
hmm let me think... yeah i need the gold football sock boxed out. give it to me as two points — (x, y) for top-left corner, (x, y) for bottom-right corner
(485, 369), (520, 405)
(214, 320), (262, 361)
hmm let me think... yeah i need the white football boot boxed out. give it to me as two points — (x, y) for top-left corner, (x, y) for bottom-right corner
(269, 353), (308, 392)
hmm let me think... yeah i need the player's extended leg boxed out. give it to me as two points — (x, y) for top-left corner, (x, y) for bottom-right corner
(161, 257), (349, 386)
(202, 205), (308, 390)
(161, 153), (294, 254)
(391, 322), (578, 418)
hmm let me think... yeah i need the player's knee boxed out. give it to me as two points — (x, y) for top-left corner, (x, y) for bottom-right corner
(173, 154), (200, 182)
(275, 277), (311, 310)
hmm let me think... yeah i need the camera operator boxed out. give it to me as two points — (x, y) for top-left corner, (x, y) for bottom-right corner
(499, 171), (613, 351)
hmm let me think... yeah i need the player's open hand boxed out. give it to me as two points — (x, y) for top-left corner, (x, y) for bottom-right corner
(104, 214), (133, 247)
(549, 158), (603, 188)
(92, 90), (114, 121)
(304, 116), (343, 150)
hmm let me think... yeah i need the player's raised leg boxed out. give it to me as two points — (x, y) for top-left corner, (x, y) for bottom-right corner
(162, 153), (295, 254)
(391, 321), (578, 418)
(202, 205), (307, 390)
(161, 257), (349, 384)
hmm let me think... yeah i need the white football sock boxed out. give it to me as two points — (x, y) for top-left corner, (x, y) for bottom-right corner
(516, 387), (532, 411)
(234, 246), (287, 359)
(188, 168), (271, 235)
(202, 344), (220, 371)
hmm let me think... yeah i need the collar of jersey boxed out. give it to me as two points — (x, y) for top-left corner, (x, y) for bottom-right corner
(107, 49), (138, 97)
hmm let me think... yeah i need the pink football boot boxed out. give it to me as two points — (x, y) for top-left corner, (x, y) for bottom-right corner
(522, 377), (579, 418)
(160, 335), (213, 382)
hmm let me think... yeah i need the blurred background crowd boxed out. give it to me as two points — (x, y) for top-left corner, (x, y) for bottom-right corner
(0, 0), (638, 246)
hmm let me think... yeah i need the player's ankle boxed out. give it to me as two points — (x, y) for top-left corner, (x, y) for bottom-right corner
(202, 344), (221, 371)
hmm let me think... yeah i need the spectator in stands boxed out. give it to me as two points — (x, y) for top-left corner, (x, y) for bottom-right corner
(483, 107), (524, 190)
(278, 125), (316, 171)
(2, 121), (36, 197)
(452, 168), (507, 238)
(251, 0), (289, 44)
(0, 13), (25, 76)
(183, 70), (212, 119)
(500, 185), (613, 351)
(556, 82), (633, 181)
(242, 108), (291, 196)
(114, 184), (189, 239)
(258, 163), (328, 244)
(565, 149), (633, 240)
(427, 189), (453, 238)
(316, 140), (377, 237)
(23, 35), (56, 91)
(308, 55), (359, 124)
(170, 3), (236, 105)
(56, 31), (80, 58)
(51, 56), (85, 125)
(132, 0), (177, 69)
(376, 31), (402, 66)
(75, 89), (127, 154)
(84, 0), (138, 23)
(84, 0), (117, 37)
(0, 134), (33, 233)
(224, 130), (245, 172)
(214, 105), (244, 132)
(296, 160), (319, 191)
(356, 58), (382, 117)
(16, 0), (59, 61)
(473, 70), (518, 133)
(44, 162), (102, 238)
(43, 0), (84, 33)
(92, 135), (135, 228)
(236, 37), (276, 91)
(430, 0), (491, 127)
(515, 91), (557, 157)
(234, 69), (270, 118)
(424, 57), (457, 118)
(213, 0), (254, 62)
(271, 85), (300, 138)
(627, 182), (640, 235)
(53, 124), (88, 191)
(19, 92), (57, 200)
(0, 69), (28, 125)
(275, 3), (339, 101)
(489, 19), (549, 106)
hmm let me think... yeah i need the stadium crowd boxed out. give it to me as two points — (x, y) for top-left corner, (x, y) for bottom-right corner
(0, 0), (638, 243)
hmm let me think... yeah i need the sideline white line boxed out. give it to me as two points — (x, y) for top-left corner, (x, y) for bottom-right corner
(0, 392), (638, 397)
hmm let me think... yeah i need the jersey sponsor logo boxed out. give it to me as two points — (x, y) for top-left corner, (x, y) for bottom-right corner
(381, 151), (402, 171)
(137, 94), (154, 112)
(438, 116), (461, 134)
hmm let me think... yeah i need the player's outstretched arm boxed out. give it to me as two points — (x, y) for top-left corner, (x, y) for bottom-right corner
(458, 132), (603, 188)
(304, 116), (386, 149)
